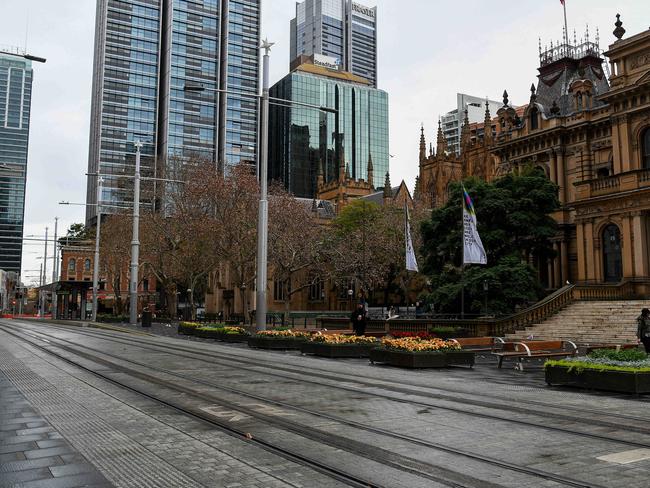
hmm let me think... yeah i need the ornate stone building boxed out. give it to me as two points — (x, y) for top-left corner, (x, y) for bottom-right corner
(417, 17), (650, 295)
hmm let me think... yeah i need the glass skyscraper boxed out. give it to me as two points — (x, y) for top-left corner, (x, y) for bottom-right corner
(0, 53), (33, 274)
(290, 0), (378, 87)
(86, 0), (260, 223)
(269, 61), (388, 198)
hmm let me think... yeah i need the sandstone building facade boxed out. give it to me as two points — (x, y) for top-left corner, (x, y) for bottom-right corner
(417, 17), (650, 296)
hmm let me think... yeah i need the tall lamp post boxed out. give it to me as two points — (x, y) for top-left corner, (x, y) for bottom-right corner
(183, 40), (337, 332)
(129, 141), (143, 326)
(92, 178), (103, 322)
(256, 39), (273, 332)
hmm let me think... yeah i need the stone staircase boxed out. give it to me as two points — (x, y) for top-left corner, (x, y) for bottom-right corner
(505, 300), (650, 344)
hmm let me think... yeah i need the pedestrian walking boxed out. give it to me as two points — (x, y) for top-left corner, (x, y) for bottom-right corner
(637, 308), (650, 353)
(350, 303), (367, 336)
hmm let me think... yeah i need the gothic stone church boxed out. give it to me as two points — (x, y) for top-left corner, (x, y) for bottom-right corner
(417, 16), (650, 296)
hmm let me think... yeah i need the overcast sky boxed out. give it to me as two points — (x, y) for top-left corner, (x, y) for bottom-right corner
(1, 0), (648, 285)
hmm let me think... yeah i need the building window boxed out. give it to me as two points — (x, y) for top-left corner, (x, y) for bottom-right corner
(603, 224), (623, 283)
(273, 278), (288, 302)
(530, 107), (539, 130)
(576, 92), (583, 111)
(68, 259), (76, 272)
(643, 128), (650, 169)
(84, 259), (91, 271)
(308, 278), (324, 302)
(143, 279), (149, 292)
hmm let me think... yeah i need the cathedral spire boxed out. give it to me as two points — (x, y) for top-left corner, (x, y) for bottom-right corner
(436, 119), (447, 157)
(413, 175), (421, 201)
(367, 153), (374, 187)
(419, 124), (427, 162)
(483, 99), (493, 145)
(338, 154), (345, 182)
(383, 172), (392, 198)
(460, 109), (471, 152)
(345, 162), (351, 180)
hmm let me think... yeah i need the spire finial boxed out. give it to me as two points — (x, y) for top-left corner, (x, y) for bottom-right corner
(383, 173), (392, 198)
(613, 13), (625, 40)
(419, 123), (427, 162)
(502, 90), (509, 107)
(573, 28), (577, 46)
(538, 37), (542, 57)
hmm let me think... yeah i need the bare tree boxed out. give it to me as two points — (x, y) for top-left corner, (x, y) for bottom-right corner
(99, 214), (131, 315)
(268, 188), (329, 321)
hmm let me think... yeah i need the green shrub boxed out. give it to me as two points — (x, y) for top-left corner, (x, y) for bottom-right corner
(589, 348), (647, 362)
(546, 359), (650, 374)
(96, 314), (128, 324)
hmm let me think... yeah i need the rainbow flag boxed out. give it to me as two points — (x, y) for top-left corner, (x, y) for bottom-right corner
(462, 185), (487, 265)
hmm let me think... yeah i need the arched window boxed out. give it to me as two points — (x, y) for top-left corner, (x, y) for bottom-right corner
(84, 259), (91, 271)
(68, 259), (76, 272)
(602, 225), (623, 283)
(643, 128), (650, 169)
(530, 107), (539, 130)
(576, 92), (583, 110)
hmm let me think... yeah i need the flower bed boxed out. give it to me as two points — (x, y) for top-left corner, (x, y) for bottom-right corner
(545, 349), (650, 394)
(248, 330), (311, 350)
(179, 323), (250, 342)
(301, 334), (379, 358)
(374, 337), (473, 369)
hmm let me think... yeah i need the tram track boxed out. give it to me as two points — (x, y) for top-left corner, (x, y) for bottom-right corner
(25, 321), (650, 436)
(0, 321), (624, 488)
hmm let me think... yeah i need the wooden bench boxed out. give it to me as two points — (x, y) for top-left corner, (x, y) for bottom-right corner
(449, 337), (504, 352)
(493, 340), (578, 370)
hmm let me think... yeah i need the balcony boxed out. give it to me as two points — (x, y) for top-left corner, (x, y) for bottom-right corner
(575, 168), (650, 200)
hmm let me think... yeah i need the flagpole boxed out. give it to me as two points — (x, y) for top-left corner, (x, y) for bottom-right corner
(562, 1), (569, 47)
(461, 191), (465, 320)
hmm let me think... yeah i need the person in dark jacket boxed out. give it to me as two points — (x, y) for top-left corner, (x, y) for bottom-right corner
(350, 304), (367, 336)
(637, 308), (650, 353)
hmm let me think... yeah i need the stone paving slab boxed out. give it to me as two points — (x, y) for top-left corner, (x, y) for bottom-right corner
(0, 327), (351, 488)
(0, 369), (111, 488)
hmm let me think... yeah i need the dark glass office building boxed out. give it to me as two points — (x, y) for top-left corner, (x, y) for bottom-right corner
(269, 61), (388, 198)
(0, 53), (33, 274)
(290, 0), (378, 87)
(86, 0), (260, 223)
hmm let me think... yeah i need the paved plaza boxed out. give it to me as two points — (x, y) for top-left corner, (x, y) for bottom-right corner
(1, 319), (650, 488)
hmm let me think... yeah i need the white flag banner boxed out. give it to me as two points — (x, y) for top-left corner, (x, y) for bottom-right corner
(462, 185), (487, 265)
(405, 204), (419, 272)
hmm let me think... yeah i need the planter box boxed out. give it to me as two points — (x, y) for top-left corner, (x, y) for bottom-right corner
(369, 348), (391, 364)
(178, 324), (198, 336)
(546, 365), (650, 394)
(300, 342), (319, 355)
(219, 333), (250, 343)
(248, 337), (305, 350)
(307, 342), (376, 358)
(388, 350), (447, 369)
(445, 350), (475, 368)
(194, 328), (225, 340)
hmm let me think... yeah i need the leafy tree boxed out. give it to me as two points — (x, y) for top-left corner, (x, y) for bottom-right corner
(421, 170), (559, 315)
(61, 223), (94, 243)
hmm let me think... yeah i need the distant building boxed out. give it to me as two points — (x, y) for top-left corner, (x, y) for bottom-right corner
(86, 0), (261, 224)
(269, 56), (388, 199)
(0, 52), (33, 274)
(290, 0), (378, 87)
(440, 94), (502, 156)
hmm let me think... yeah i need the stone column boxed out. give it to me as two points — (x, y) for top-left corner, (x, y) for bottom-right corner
(556, 148), (566, 205)
(553, 242), (562, 288)
(585, 221), (596, 282)
(561, 240), (569, 284)
(576, 223), (586, 283)
(622, 216), (634, 279)
(549, 151), (558, 188)
(547, 258), (554, 289)
(632, 213), (649, 278)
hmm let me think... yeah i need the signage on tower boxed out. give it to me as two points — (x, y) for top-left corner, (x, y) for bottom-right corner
(352, 3), (375, 19)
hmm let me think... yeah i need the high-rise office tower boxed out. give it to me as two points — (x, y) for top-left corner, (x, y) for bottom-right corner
(290, 0), (378, 87)
(86, 0), (260, 223)
(0, 51), (33, 274)
(269, 57), (388, 198)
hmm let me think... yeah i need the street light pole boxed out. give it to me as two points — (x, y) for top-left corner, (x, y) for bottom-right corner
(92, 178), (103, 322)
(129, 142), (142, 326)
(51, 218), (58, 318)
(255, 39), (274, 332)
(40, 227), (48, 317)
